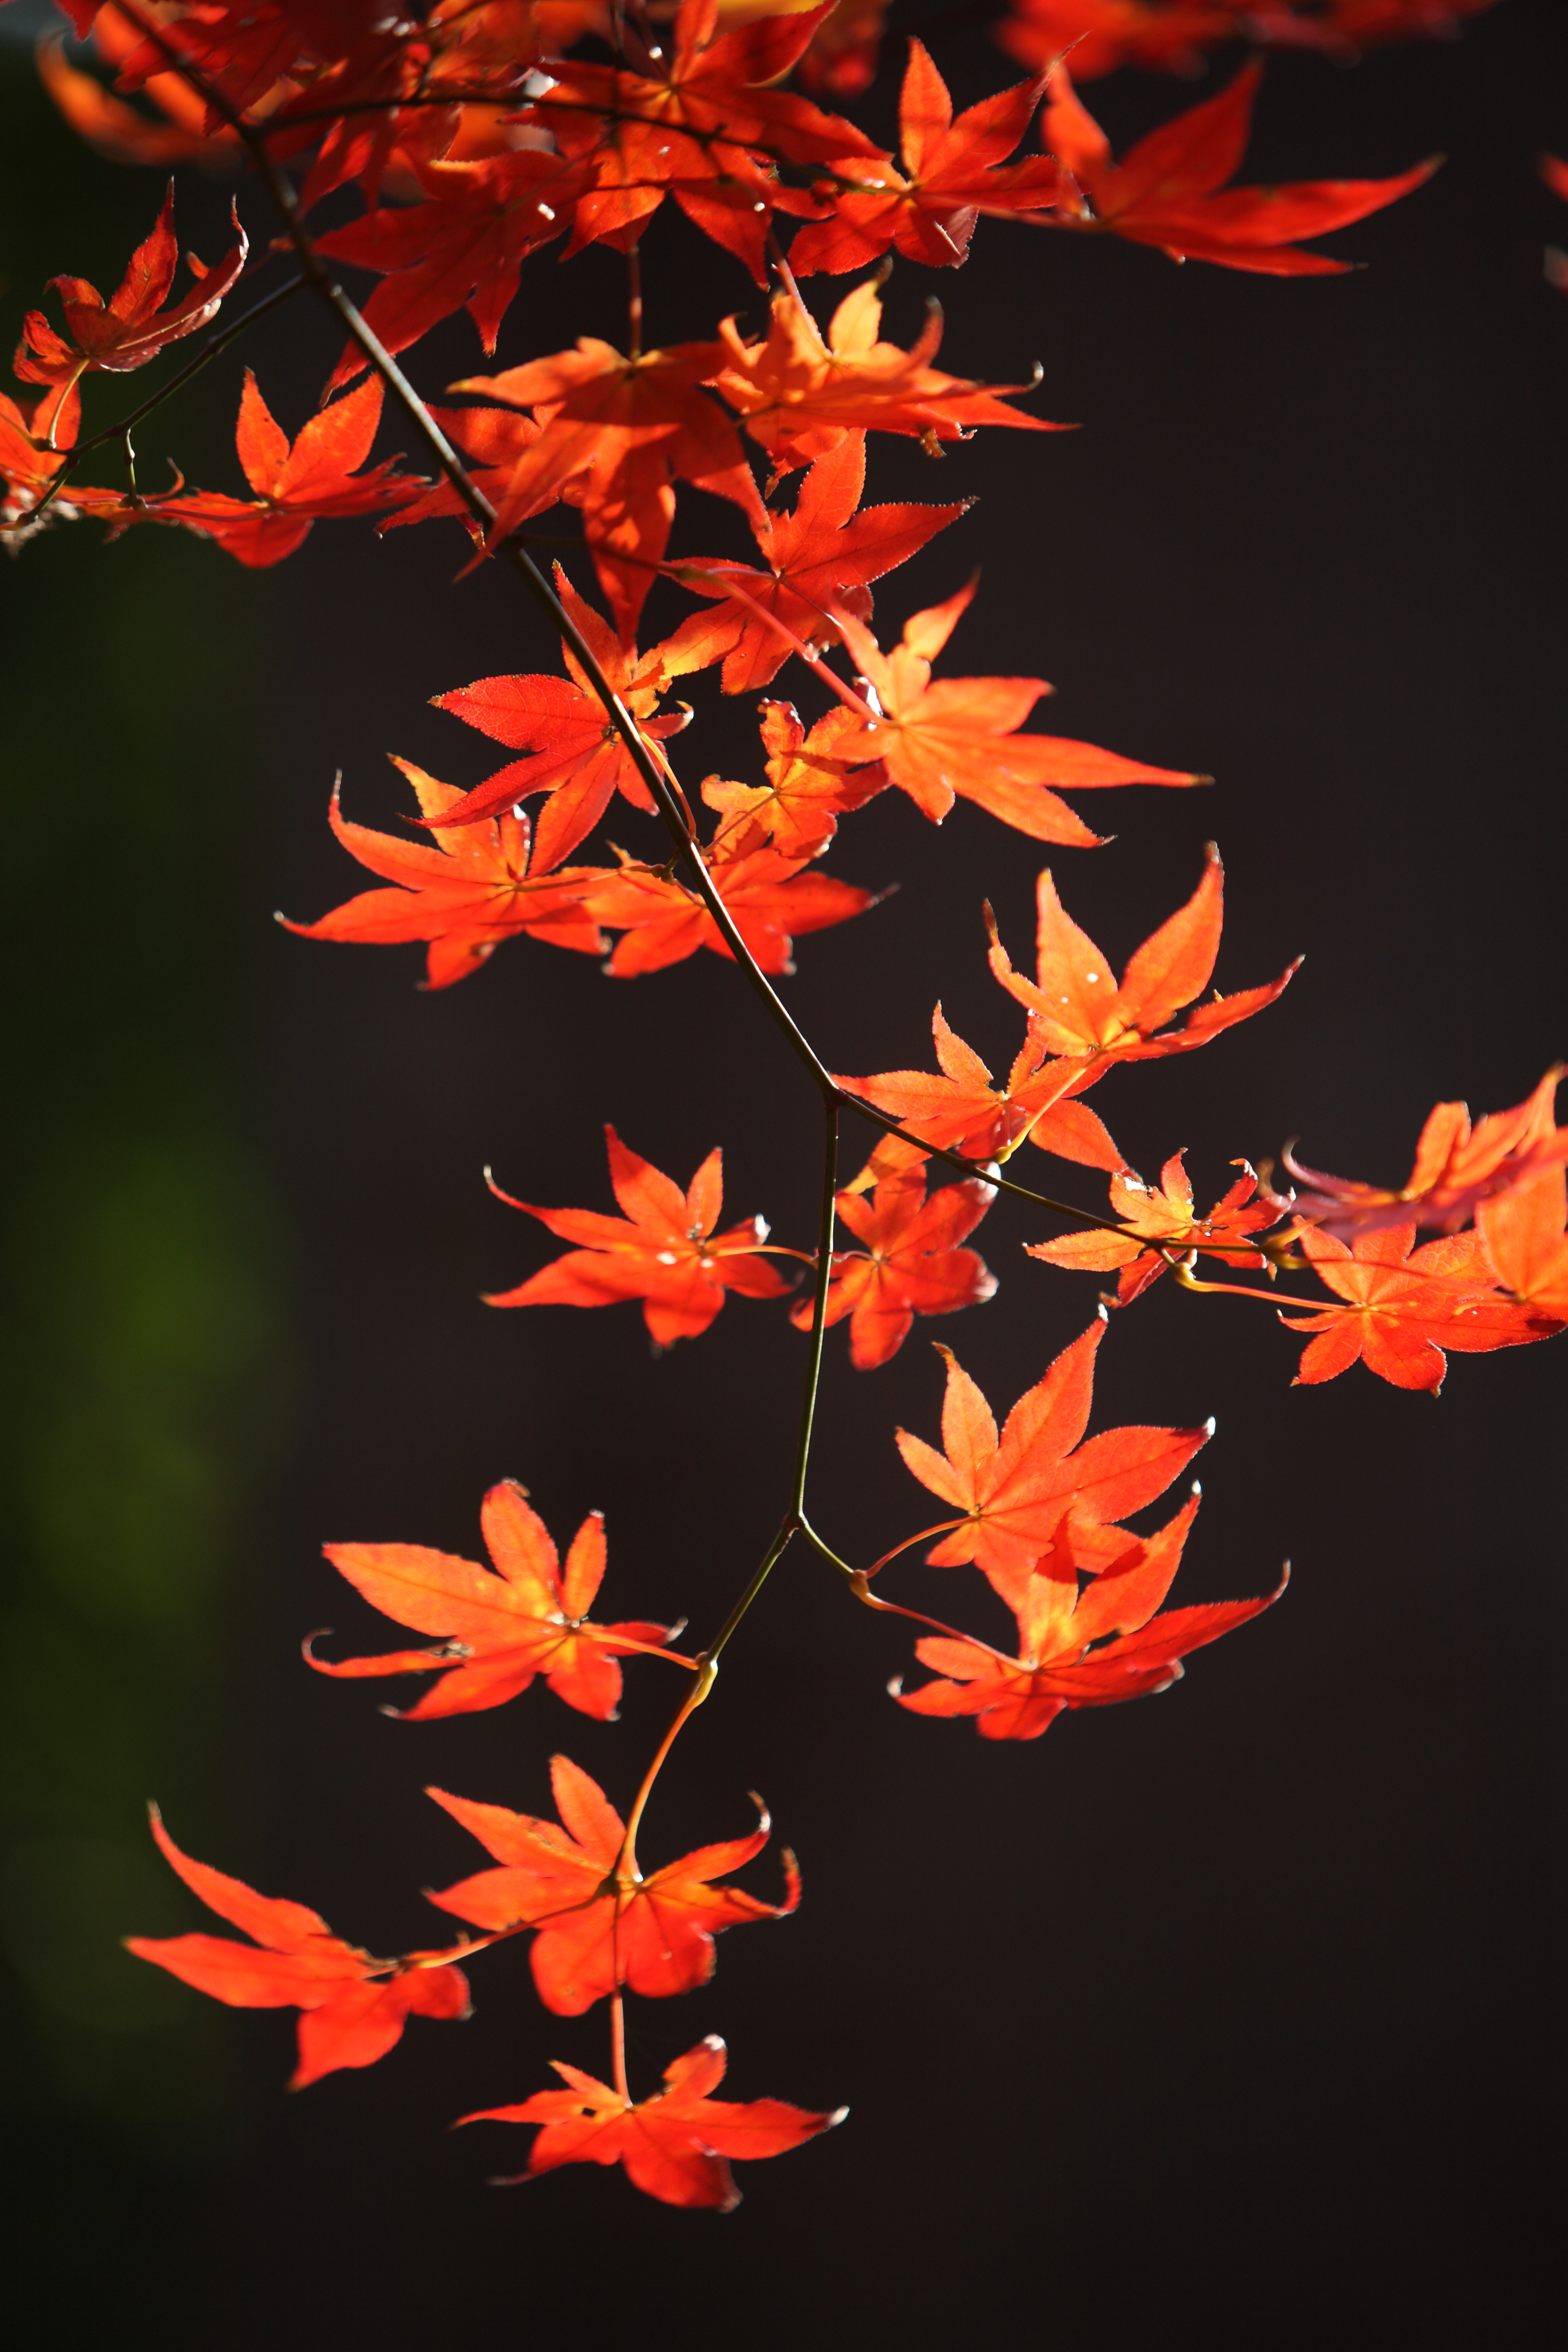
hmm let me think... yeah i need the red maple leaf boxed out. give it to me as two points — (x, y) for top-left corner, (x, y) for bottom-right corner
(425, 568), (691, 866)
(895, 1496), (1284, 1740)
(13, 180), (247, 393)
(153, 372), (424, 566)
(1283, 1068), (1568, 1238)
(660, 430), (971, 694)
(485, 1123), (793, 1345)
(427, 1756), (798, 2013)
(789, 37), (1059, 278)
(828, 579), (1205, 842)
(1478, 1164), (1568, 1320)
(987, 844), (1300, 1069)
(700, 699), (886, 860)
(305, 1477), (682, 1721)
(1042, 60), (1438, 275)
(893, 1317), (1210, 1599)
(278, 761), (607, 991)
(709, 276), (1061, 477)
(584, 834), (875, 977)
(1028, 1153), (1292, 1304)
(459, 2034), (841, 2211)
(789, 1166), (997, 1368)
(376, 402), (548, 540)
(1278, 1221), (1557, 1392)
(125, 1809), (470, 2089)
(0, 381), (131, 530)
(834, 1003), (1123, 1187)
(995, 0), (1242, 82)
(454, 334), (766, 641)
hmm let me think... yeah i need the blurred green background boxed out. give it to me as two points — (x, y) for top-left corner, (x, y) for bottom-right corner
(0, 37), (291, 2307)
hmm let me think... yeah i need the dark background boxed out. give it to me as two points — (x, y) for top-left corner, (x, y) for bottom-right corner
(2, 2), (1565, 2341)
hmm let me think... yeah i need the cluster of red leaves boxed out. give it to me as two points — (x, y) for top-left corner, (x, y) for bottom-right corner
(995, 0), (1500, 83)
(886, 1317), (1282, 1738)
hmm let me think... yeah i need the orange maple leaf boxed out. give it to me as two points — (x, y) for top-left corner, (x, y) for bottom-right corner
(987, 843), (1300, 1069)
(279, 762), (608, 989)
(153, 373), (425, 566)
(893, 1317), (1210, 1599)
(485, 1123), (793, 1345)
(460, 2033), (841, 2211)
(1478, 1164), (1568, 1320)
(701, 698), (885, 860)
(828, 578), (1205, 843)
(1283, 1068), (1568, 1238)
(126, 1809), (470, 2089)
(708, 274), (1062, 476)
(584, 833), (875, 977)
(660, 430), (971, 693)
(789, 1166), (997, 1368)
(1278, 1221), (1558, 1392)
(13, 180), (247, 395)
(896, 1496), (1284, 1739)
(427, 1756), (799, 2013)
(305, 1478), (682, 1721)
(789, 37), (1059, 277)
(1042, 60), (1438, 275)
(1028, 1153), (1292, 1304)
(425, 568), (690, 866)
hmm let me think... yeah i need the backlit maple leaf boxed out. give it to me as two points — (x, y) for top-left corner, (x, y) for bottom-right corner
(0, 382), (130, 534)
(895, 1496), (1283, 1739)
(584, 835), (875, 977)
(789, 1166), (997, 1368)
(126, 1809), (470, 2088)
(1284, 1068), (1568, 1238)
(1028, 1154), (1292, 1304)
(13, 181), (247, 393)
(1278, 1222), (1557, 1391)
(660, 431), (971, 692)
(996, 0), (1240, 81)
(377, 403), (549, 540)
(708, 275), (1060, 476)
(454, 334), (766, 640)
(278, 762), (607, 990)
(427, 1756), (798, 2012)
(828, 579), (1205, 843)
(460, 2033), (841, 2210)
(426, 568), (690, 867)
(37, 25), (241, 171)
(305, 1478), (680, 1721)
(701, 699), (885, 859)
(1478, 1165), (1568, 1320)
(987, 844), (1300, 1069)
(894, 1317), (1210, 1599)
(789, 37), (1059, 278)
(486, 1123), (792, 1345)
(154, 373), (425, 566)
(1042, 61), (1438, 275)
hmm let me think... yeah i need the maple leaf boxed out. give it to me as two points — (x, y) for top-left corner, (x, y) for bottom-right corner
(305, 1478), (680, 1721)
(701, 698), (885, 859)
(376, 402), (550, 541)
(454, 336), (767, 642)
(1042, 61), (1438, 276)
(584, 834), (875, 978)
(0, 382), (131, 534)
(1028, 1154), (1292, 1305)
(1278, 1221), (1558, 1392)
(37, 27), (242, 171)
(152, 373), (425, 567)
(1478, 1165), (1568, 1320)
(125, 1808), (470, 2089)
(13, 181), (247, 395)
(485, 1123), (792, 1345)
(798, 0), (891, 98)
(788, 1166), (997, 1368)
(708, 275), (1061, 477)
(828, 579), (1205, 843)
(893, 1317), (1211, 1600)
(789, 37), (1059, 278)
(425, 568), (690, 867)
(659, 431), (971, 693)
(316, 148), (585, 378)
(460, 2033), (842, 2211)
(427, 1756), (799, 2012)
(895, 1495), (1284, 1740)
(1283, 1068), (1568, 1239)
(987, 844), (1300, 1074)
(834, 1003), (1123, 1188)
(277, 761), (607, 991)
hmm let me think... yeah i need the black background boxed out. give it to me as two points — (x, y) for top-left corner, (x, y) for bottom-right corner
(3, 3), (1566, 2342)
